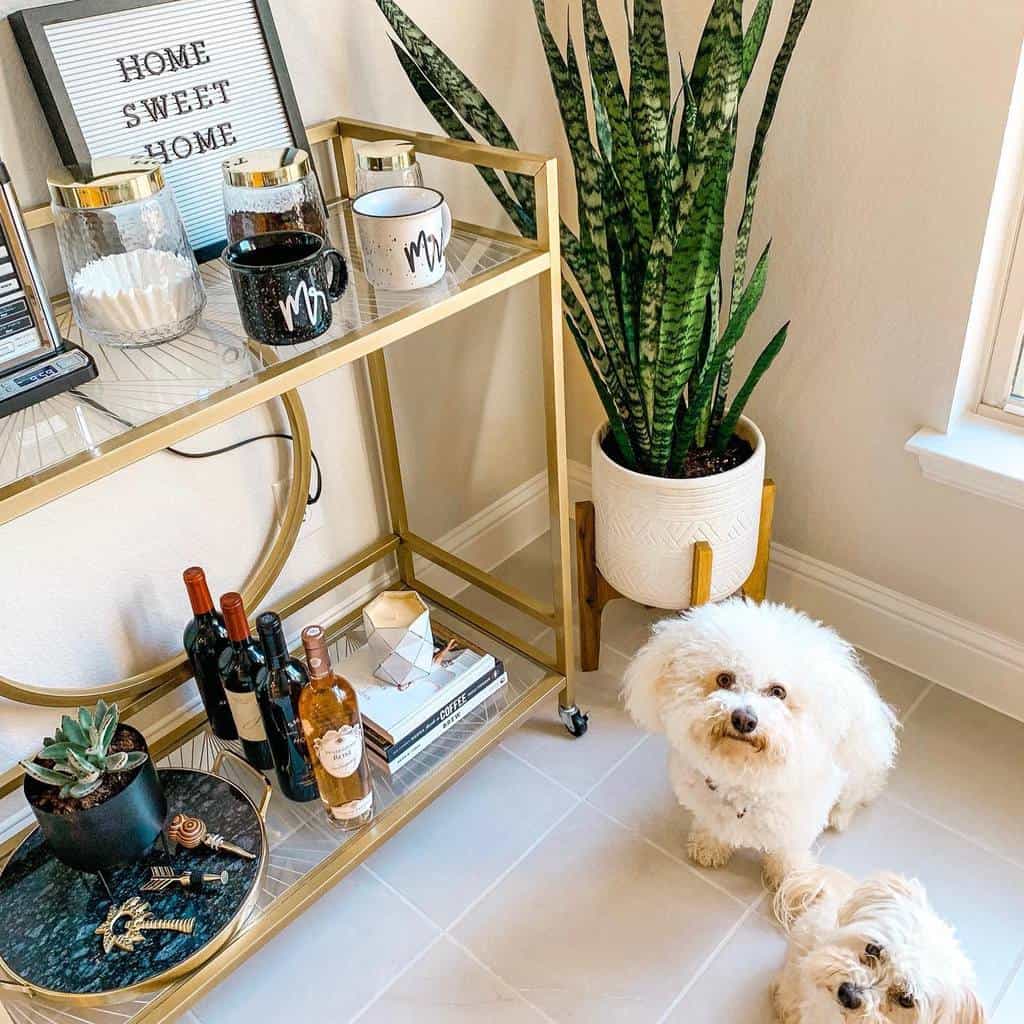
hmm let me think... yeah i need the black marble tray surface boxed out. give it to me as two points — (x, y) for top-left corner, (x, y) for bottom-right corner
(0, 768), (265, 1001)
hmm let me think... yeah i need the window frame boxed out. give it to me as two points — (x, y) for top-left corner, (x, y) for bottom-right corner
(980, 206), (1024, 420)
(976, 44), (1024, 423)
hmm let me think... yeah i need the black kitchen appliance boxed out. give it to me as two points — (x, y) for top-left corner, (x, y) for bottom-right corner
(0, 158), (96, 418)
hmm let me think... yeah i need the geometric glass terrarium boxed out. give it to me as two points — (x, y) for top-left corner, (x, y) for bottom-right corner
(361, 590), (434, 689)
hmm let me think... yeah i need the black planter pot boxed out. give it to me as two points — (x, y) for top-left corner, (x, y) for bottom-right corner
(23, 724), (167, 873)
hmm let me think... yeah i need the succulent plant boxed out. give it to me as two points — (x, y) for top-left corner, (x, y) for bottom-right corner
(20, 700), (147, 800)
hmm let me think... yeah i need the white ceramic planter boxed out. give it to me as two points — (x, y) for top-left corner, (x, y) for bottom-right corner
(591, 417), (766, 609)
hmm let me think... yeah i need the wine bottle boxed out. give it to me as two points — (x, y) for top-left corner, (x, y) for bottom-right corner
(254, 612), (318, 802)
(218, 593), (274, 771)
(299, 625), (374, 830)
(183, 567), (236, 740)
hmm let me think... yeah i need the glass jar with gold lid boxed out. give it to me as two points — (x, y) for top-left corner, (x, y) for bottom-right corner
(222, 147), (328, 245)
(355, 140), (423, 196)
(48, 157), (205, 348)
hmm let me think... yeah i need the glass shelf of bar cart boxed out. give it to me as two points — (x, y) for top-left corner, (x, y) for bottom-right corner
(0, 598), (557, 1024)
(0, 201), (535, 501)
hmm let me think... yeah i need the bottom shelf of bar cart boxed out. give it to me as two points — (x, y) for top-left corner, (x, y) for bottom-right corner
(0, 593), (564, 1024)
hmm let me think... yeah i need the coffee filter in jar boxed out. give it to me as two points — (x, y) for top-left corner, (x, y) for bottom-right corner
(72, 249), (203, 335)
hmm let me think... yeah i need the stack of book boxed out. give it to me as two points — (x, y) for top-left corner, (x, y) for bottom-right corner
(336, 623), (506, 775)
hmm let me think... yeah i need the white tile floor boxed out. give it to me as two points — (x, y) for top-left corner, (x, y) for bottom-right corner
(185, 537), (1024, 1023)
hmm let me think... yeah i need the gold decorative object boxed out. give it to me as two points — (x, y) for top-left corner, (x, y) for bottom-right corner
(141, 866), (229, 893)
(95, 898), (195, 954)
(167, 812), (256, 860)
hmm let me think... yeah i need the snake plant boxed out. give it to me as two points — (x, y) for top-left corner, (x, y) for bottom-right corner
(21, 700), (147, 800)
(376, 0), (812, 476)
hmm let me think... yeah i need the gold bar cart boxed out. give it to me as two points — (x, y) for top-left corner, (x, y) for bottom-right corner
(0, 118), (583, 1023)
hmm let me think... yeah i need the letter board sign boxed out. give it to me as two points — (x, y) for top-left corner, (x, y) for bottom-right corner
(10, 0), (311, 262)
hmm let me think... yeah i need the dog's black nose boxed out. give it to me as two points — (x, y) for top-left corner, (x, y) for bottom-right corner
(836, 982), (862, 1010)
(730, 707), (758, 734)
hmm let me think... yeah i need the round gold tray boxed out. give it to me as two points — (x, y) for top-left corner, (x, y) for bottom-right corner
(0, 752), (269, 1006)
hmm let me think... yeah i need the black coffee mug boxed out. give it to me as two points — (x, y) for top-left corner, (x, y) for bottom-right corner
(223, 230), (348, 345)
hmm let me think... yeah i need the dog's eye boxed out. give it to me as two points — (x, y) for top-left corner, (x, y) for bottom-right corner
(716, 672), (735, 689)
(895, 992), (915, 1009)
(864, 942), (883, 960)
(766, 684), (787, 700)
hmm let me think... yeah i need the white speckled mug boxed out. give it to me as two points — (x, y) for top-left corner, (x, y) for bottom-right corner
(352, 186), (452, 290)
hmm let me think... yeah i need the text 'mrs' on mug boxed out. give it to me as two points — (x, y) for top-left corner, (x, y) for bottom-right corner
(223, 230), (348, 346)
(353, 186), (453, 291)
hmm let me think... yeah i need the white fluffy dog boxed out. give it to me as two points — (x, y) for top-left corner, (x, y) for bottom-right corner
(772, 867), (984, 1022)
(622, 598), (898, 885)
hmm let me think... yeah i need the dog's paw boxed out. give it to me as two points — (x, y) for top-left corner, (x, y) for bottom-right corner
(687, 829), (733, 869)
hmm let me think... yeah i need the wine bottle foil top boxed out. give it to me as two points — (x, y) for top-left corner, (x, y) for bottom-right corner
(301, 625), (331, 679)
(183, 566), (214, 615)
(220, 592), (250, 642)
(256, 611), (288, 661)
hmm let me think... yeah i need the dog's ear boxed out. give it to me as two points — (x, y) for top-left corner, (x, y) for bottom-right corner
(622, 626), (674, 733)
(773, 865), (848, 932)
(622, 617), (698, 733)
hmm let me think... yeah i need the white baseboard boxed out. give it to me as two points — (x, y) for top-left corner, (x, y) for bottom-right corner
(567, 458), (1024, 722)
(415, 469), (551, 594)
(767, 545), (1024, 722)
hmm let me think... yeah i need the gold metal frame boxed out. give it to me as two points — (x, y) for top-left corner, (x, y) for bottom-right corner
(0, 117), (575, 1023)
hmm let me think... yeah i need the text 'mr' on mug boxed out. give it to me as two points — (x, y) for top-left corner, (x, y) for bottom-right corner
(352, 186), (453, 291)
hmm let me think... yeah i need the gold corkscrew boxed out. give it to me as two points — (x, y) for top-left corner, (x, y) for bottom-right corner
(166, 813), (256, 860)
(141, 866), (229, 893)
(95, 898), (195, 954)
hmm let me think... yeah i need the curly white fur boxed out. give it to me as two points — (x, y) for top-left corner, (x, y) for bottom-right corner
(622, 598), (898, 884)
(772, 867), (985, 1022)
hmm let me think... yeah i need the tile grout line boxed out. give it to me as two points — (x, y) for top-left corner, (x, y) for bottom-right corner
(441, 798), (582, 935)
(653, 895), (769, 1024)
(899, 680), (936, 725)
(992, 938), (1024, 1015)
(346, 931), (446, 1024)
(497, 742), (590, 801)
(583, 797), (755, 912)
(581, 734), (651, 800)
(445, 935), (560, 1024)
(436, 728), (651, 934)
(881, 791), (1024, 874)
(359, 856), (561, 1023)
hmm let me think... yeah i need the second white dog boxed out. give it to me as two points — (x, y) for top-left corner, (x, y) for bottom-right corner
(772, 867), (984, 1022)
(622, 598), (898, 885)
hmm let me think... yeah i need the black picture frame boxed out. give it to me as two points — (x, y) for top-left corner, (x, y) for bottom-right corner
(9, 0), (312, 262)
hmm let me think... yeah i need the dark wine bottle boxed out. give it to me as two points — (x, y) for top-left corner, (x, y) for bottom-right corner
(254, 612), (318, 802)
(218, 593), (275, 770)
(183, 566), (236, 740)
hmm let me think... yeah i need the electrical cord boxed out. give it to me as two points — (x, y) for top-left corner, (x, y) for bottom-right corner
(68, 388), (323, 506)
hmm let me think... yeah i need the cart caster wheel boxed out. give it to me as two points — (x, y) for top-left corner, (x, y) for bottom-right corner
(559, 705), (589, 738)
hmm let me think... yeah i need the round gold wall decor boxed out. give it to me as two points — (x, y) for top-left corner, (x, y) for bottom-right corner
(0, 386), (311, 708)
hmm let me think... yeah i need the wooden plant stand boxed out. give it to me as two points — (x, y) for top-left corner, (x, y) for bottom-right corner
(575, 479), (776, 671)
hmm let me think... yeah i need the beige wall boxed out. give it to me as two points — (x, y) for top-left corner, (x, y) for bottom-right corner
(717, 0), (1024, 641)
(1, 0), (1023, 694)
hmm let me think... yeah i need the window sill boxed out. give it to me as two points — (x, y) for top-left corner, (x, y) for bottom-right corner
(906, 411), (1024, 509)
